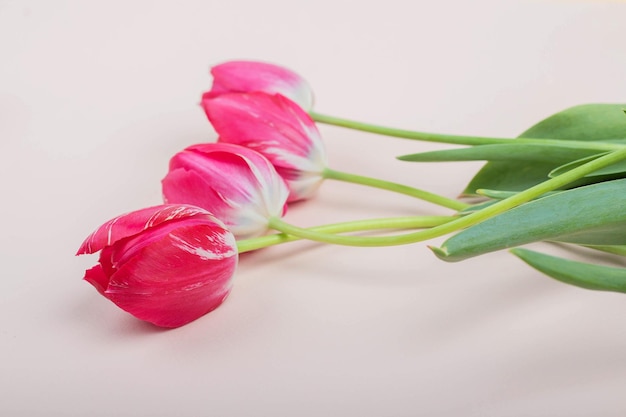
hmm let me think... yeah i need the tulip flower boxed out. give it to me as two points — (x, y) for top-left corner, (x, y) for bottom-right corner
(202, 92), (328, 203)
(162, 143), (290, 238)
(205, 60), (314, 111)
(76, 204), (238, 328)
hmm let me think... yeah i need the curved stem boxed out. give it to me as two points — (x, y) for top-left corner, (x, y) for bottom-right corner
(236, 215), (454, 253)
(241, 148), (626, 251)
(322, 167), (470, 211)
(265, 216), (449, 247)
(310, 111), (623, 151)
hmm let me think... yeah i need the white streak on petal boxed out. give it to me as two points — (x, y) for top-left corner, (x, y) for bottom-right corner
(170, 233), (237, 260)
(106, 215), (121, 245)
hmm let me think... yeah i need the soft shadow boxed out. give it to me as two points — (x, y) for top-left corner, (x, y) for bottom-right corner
(64, 291), (173, 338)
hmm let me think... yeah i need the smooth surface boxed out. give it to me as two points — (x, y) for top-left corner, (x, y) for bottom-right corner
(2, 1), (626, 416)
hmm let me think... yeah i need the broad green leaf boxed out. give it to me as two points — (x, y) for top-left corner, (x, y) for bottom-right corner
(549, 153), (626, 178)
(398, 144), (602, 163)
(511, 248), (626, 293)
(582, 160), (626, 177)
(433, 179), (626, 262)
(463, 103), (626, 195)
(548, 153), (608, 177)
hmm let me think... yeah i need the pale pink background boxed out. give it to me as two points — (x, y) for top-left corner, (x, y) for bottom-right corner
(1, 1), (626, 416)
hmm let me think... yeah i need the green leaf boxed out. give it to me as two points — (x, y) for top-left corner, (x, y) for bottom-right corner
(549, 153), (626, 178)
(511, 248), (626, 293)
(548, 153), (608, 177)
(463, 103), (626, 195)
(433, 179), (626, 262)
(584, 244), (626, 257)
(458, 189), (561, 214)
(398, 144), (602, 163)
(583, 159), (626, 177)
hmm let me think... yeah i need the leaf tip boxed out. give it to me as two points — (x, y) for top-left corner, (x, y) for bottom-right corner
(429, 245), (451, 261)
(396, 153), (414, 161)
(509, 247), (526, 259)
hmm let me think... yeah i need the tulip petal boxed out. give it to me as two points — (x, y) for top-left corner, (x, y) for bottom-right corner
(77, 204), (211, 255)
(163, 167), (228, 209)
(105, 222), (238, 328)
(204, 92), (319, 158)
(163, 168), (268, 237)
(202, 92), (327, 202)
(162, 143), (289, 238)
(208, 60), (314, 110)
(185, 143), (290, 214)
(169, 146), (260, 203)
(83, 264), (109, 295)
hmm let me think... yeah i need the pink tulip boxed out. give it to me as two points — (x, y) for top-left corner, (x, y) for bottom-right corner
(162, 143), (289, 238)
(206, 60), (314, 111)
(76, 205), (238, 328)
(202, 92), (328, 203)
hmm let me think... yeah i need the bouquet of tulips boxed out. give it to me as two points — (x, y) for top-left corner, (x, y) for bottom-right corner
(77, 60), (626, 328)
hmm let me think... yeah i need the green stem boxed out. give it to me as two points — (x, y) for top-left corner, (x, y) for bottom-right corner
(322, 167), (470, 211)
(310, 111), (623, 151)
(240, 148), (626, 250)
(236, 216), (454, 253)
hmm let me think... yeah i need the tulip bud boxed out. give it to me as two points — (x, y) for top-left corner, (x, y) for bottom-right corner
(206, 60), (314, 111)
(162, 143), (289, 238)
(202, 92), (328, 203)
(76, 205), (238, 328)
